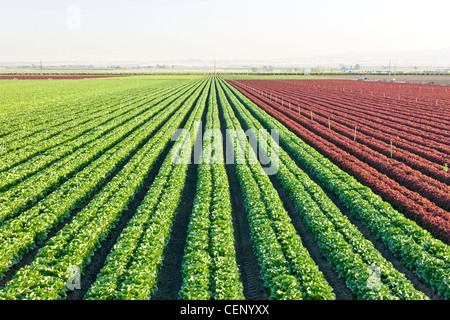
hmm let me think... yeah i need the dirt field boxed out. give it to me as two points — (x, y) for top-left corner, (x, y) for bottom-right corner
(325, 74), (450, 86)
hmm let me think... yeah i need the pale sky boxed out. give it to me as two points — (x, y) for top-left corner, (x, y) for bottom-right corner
(0, 0), (449, 63)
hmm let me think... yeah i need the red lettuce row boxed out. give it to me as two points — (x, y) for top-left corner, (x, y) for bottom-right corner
(251, 81), (448, 183)
(238, 79), (450, 142)
(229, 81), (450, 244)
(231, 81), (450, 211)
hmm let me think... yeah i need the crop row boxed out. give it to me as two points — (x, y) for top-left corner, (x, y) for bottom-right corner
(0, 79), (192, 172)
(0, 79), (173, 139)
(253, 81), (449, 184)
(284, 80), (449, 127)
(0, 82), (188, 192)
(220, 80), (428, 299)
(229, 80), (450, 243)
(218, 80), (335, 299)
(0, 79), (208, 290)
(243, 80), (450, 153)
(0, 80), (202, 226)
(224, 80), (450, 299)
(84, 79), (210, 300)
(178, 80), (244, 300)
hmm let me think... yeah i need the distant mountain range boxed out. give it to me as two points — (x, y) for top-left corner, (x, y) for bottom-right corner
(1, 48), (449, 70)
(283, 47), (450, 68)
(212, 48), (450, 68)
(136, 48), (450, 68)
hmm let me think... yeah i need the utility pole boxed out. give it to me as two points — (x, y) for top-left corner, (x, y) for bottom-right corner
(40, 59), (43, 75)
(214, 59), (216, 76)
(393, 64), (396, 82)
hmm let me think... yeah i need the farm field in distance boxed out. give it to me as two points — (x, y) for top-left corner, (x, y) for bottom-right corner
(329, 73), (450, 86)
(0, 75), (448, 301)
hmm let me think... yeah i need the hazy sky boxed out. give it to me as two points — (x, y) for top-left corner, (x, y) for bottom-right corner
(0, 0), (449, 62)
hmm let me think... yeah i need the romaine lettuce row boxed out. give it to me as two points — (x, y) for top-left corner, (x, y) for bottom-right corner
(179, 161), (213, 300)
(179, 79), (244, 300)
(0, 81), (199, 226)
(207, 80), (244, 300)
(0, 81), (206, 282)
(84, 80), (210, 300)
(111, 81), (209, 300)
(0, 77), (182, 140)
(217, 82), (308, 300)
(0, 79), (194, 180)
(0, 80), (209, 300)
